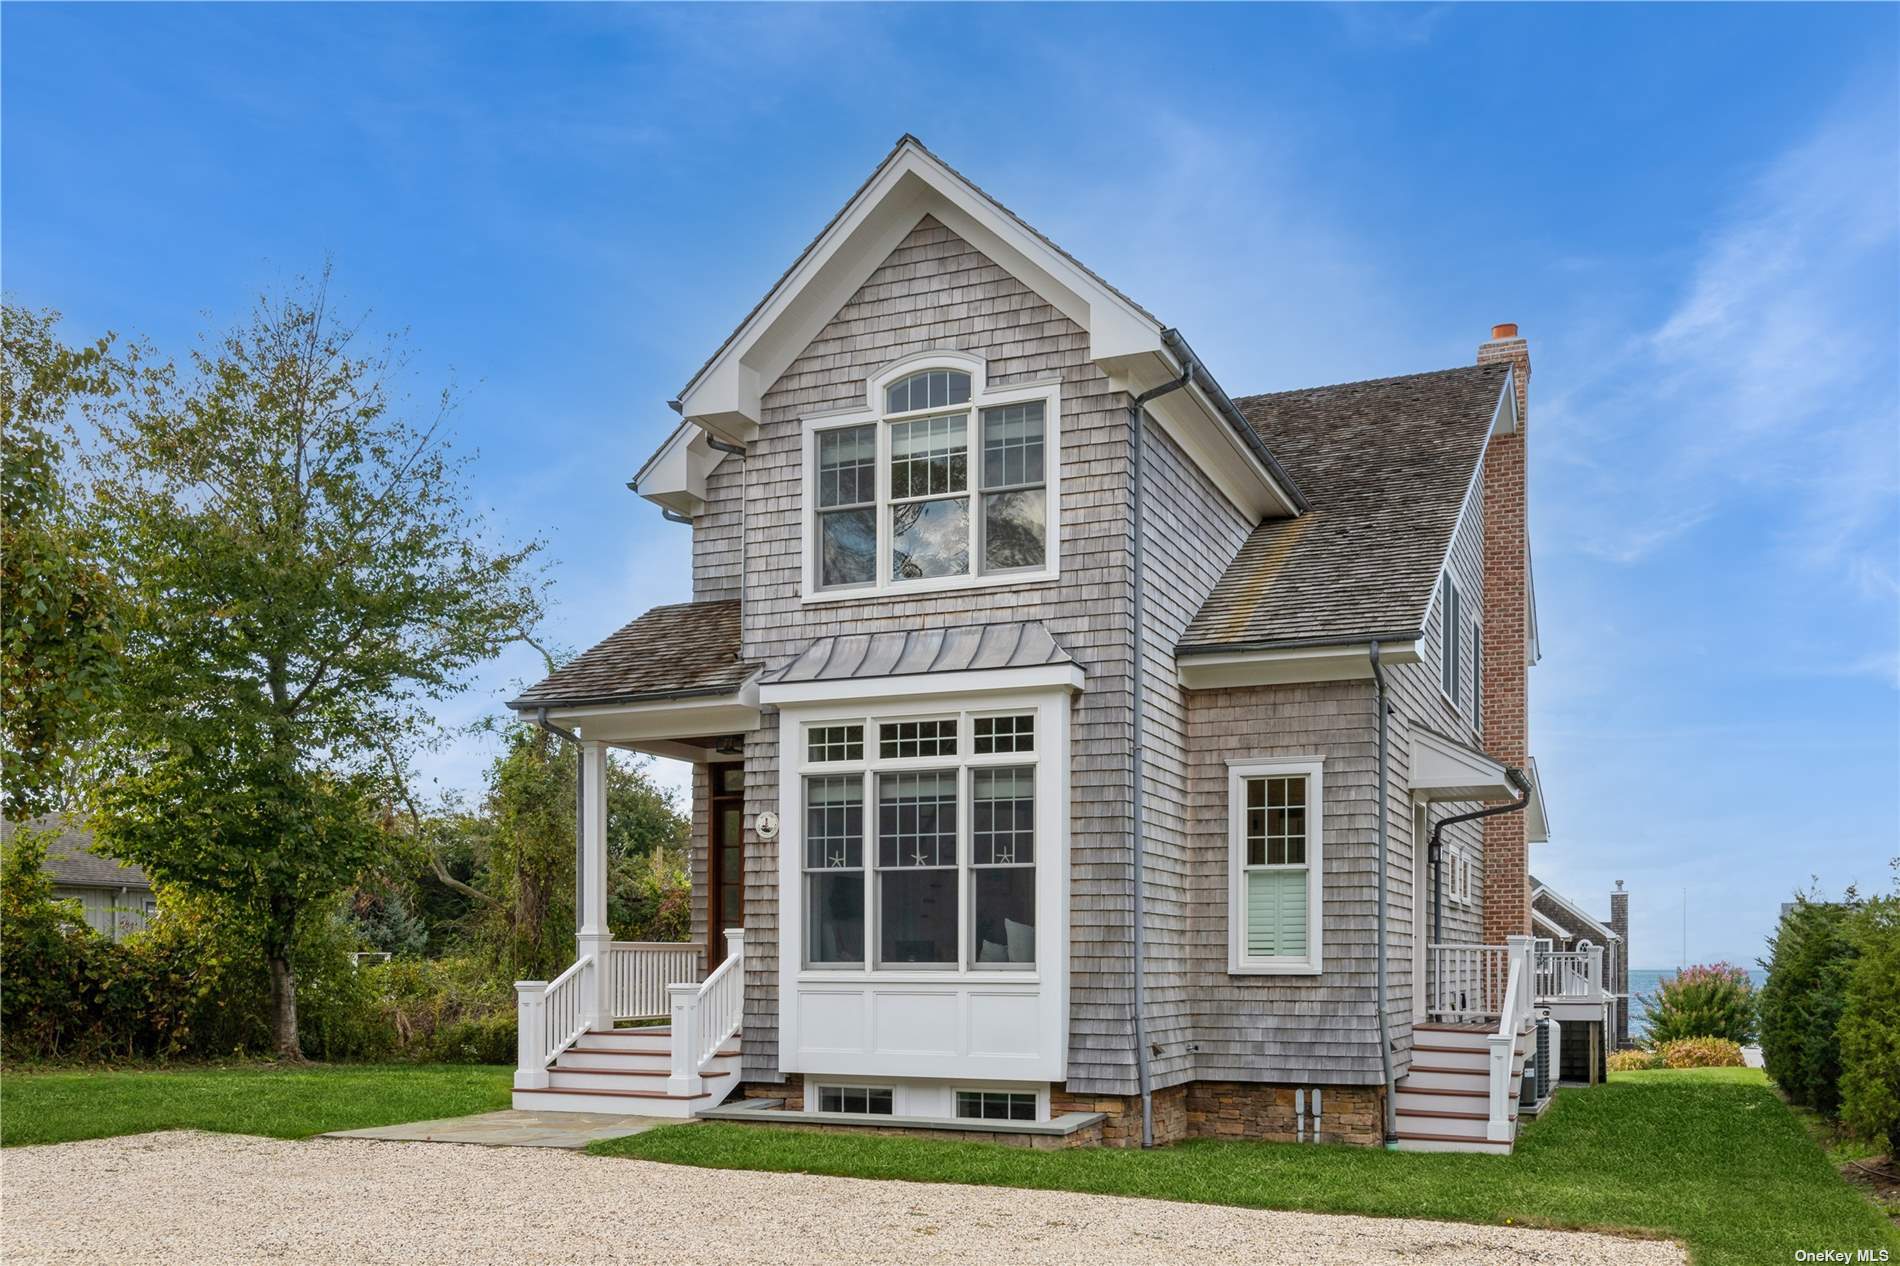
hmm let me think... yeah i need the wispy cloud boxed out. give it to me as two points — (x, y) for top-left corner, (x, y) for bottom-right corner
(1543, 84), (1900, 572)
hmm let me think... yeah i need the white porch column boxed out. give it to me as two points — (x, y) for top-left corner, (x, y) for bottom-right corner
(1507, 934), (1536, 1029)
(576, 738), (613, 1031)
(667, 982), (703, 1097)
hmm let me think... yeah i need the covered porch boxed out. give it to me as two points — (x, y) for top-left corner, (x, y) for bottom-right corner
(504, 599), (759, 1117)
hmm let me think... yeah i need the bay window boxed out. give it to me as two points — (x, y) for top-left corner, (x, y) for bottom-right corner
(1228, 758), (1325, 974)
(797, 710), (1040, 972)
(805, 357), (1058, 599)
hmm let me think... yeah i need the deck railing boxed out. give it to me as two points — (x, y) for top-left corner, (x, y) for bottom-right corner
(608, 942), (702, 1021)
(1535, 947), (1604, 1001)
(1427, 943), (1511, 1021)
(1485, 936), (1537, 1142)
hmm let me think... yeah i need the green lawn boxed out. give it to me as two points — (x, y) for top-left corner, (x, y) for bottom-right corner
(593, 1068), (1899, 1266)
(0, 1063), (513, 1147)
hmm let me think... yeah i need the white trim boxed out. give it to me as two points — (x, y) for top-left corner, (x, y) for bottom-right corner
(1525, 755), (1551, 843)
(776, 685), (1071, 1081)
(799, 351), (1062, 603)
(1226, 757), (1325, 976)
(1531, 882), (1612, 943)
(1408, 726), (1514, 802)
(1176, 640), (1422, 690)
(761, 662), (1083, 707)
(536, 673), (763, 750)
(675, 140), (1161, 445)
(1416, 373), (1513, 640)
(1533, 907), (1575, 942)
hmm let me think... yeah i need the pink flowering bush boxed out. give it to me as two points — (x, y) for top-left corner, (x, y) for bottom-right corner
(1640, 962), (1757, 1045)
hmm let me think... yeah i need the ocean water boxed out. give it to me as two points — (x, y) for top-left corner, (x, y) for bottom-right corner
(1627, 967), (1768, 1041)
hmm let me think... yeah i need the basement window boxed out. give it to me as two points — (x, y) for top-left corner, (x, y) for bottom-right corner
(817, 1085), (893, 1115)
(955, 1090), (1037, 1122)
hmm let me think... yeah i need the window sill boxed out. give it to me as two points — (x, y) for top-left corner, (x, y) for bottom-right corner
(802, 569), (1059, 606)
(1228, 961), (1322, 977)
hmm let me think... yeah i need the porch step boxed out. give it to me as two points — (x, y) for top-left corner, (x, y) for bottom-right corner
(548, 1067), (730, 1094)
(1394, 1106), (1515, 1124)
(1392, 1130), (1514, 1155)
(558, 1045), (740, 1072)
(511, 1086), (707, 1118)
(1400, 1064), (1522, 1093)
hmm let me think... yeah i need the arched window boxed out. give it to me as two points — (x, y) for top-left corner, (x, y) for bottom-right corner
(808, 357), (1055, 596)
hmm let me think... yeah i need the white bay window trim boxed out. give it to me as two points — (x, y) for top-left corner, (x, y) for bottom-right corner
(1227, 757), (1325, 976)
(799, 349), (1062, 604)
(775, 683), (1072, 1082)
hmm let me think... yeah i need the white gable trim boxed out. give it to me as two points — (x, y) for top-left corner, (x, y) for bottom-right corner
(1176, 639), (1423, 689)
(1532, 882), (1614, 943)
(1408, 727), (1516, 803)
(676, 139), (1163, 447)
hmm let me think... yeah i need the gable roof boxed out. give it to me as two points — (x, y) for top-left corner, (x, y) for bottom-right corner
(1180, 362), (1512, 652)
(0, 816), (151, 890)
(1532, 876), (1618, 942)
(507, 600), (750, 711)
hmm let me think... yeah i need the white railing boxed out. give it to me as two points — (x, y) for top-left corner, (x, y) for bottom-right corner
(668, 928), (745, 1097)
(514, 953), (594, 1090)
(1486, 936), (1537, 1142)
(1535, 947), (1603, 1001)
(608, 942), (702, 1021)
(1428, 943), (1511, 1021)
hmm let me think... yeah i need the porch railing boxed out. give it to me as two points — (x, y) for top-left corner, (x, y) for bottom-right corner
(514, 953), (594, 1087)
(1485, 936), (1537, 1142)
(608, 942), (703, 1021)
(668, 928), (745, 1097)
(1427, 943), (1511, 1022)
(1535, 947), (1604, 1001)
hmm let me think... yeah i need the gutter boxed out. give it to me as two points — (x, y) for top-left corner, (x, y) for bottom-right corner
(1129, 356), (1195, 1148)
(1368, 642), (1398, 1148)
(1158, 328), (1310, 515)
(532, 707), (587, 942)
(506, 682), (750, 713)
(1176, 630), (1426, 657)
(1430, 766), (1533, 946)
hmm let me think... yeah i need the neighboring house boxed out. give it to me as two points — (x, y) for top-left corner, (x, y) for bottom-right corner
(1, 816), (156, 941)
(506, 136), (1612, 1154)
(1532, 875), (1633, 1068)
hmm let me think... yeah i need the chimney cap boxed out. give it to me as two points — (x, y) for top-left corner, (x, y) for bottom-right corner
(1490, 322), (1520, 341)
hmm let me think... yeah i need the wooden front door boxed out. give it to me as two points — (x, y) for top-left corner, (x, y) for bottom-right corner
(707, 762), (745, 969)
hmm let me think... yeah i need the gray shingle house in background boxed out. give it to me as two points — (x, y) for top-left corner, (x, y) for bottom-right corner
(505, 137), (1620, 1153)
(1, 816), (156, 941)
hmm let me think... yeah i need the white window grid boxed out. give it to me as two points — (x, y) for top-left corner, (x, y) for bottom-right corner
(794, 709), (1041, 973)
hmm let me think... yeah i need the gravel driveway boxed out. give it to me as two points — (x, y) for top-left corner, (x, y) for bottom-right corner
(2, 1130), (1685, 1265)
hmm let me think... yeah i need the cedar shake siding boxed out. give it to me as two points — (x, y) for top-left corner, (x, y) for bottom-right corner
(692, 215), (1149, 1090)
(1185, 681), (1386, 1084)
(1135, 417), (1253, 1091)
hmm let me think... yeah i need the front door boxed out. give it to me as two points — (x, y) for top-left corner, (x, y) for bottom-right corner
(707, 762), (745, 969)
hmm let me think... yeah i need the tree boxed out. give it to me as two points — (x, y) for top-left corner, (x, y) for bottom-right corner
(1637, 962), (1757, 1045)
(1, 303), (124, 815)
(85, 271), (543, 1058)
(1759, 889), (1863, 1113)
(1840, 886), (1900, 1157)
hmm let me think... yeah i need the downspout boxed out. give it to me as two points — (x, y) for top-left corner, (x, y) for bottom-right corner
(1430, 766), (1534, 947)
(1368, 642), (1397, 1148)
(1130, 353), (1194, 1148)
(534, 707), (585, 938)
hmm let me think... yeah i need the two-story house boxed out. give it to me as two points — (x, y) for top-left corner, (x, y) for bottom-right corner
(504, 137), (1618, 1154)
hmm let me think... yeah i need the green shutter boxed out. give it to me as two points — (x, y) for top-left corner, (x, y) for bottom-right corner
(1246, 868), (1309, 959)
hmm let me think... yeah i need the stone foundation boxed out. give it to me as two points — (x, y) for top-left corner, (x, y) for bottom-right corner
(1185, 1081), (1384, 1146)
(735, 1076), (1385, 1148)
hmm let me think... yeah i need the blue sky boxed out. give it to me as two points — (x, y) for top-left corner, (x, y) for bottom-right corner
(6, 4), (1895, 968)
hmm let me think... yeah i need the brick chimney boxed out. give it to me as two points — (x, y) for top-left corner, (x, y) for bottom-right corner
(1477, 323), (1531, 943)
(1609, 881), (1631, 1048)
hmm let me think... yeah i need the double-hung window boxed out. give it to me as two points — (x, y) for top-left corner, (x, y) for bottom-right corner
(1228, 758), (1324, 974)
(807, 359), (1056, 598)
(799, 710), (1040, 971)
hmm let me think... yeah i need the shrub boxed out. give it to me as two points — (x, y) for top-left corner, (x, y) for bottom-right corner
(364, 955), (511, 1060)
(1839, 894), (1900, 1157)
(1609, 1047), (1665, 1072)
(1660, 1037), (1746, 1068)
(1640, 962), (1757, 1045)
(1760, 895), (1861, 1112)
(431, 1012), (516, 1064)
